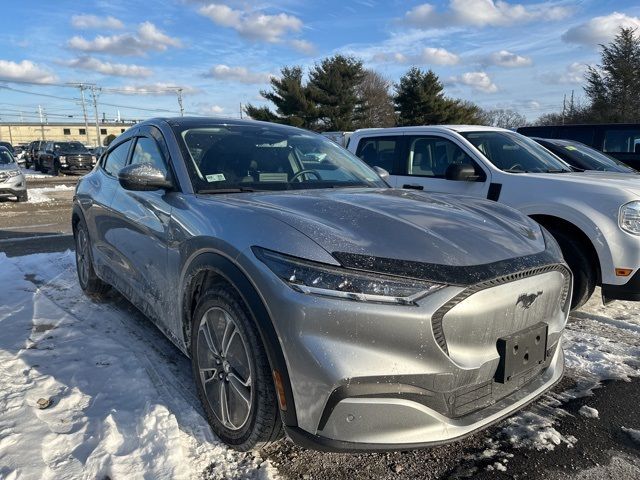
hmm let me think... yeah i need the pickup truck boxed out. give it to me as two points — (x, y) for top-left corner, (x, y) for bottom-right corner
(348, 125), (640, 309)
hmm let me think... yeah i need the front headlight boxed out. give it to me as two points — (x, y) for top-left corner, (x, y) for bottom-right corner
(6, 169), (21, 178)
(59, 155), (67, 164)
(619, 201), (640, 235)
(253, 247), (445, 305)
(91, 155), (97, 163)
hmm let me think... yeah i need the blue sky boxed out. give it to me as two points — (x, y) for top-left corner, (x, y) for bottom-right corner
(0, 0), (639, 124)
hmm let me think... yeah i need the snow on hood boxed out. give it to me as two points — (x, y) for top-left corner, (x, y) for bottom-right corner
(224, 188), (545, 267)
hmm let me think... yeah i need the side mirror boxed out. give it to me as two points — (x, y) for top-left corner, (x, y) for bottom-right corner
(118, 162), (173, 191)
(445, 163), (480, 182)
(373, 166), (390, 181)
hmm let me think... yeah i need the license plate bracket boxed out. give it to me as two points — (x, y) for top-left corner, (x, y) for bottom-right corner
(494, 322), (548, 384)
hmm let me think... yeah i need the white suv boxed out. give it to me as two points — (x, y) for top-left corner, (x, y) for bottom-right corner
(348, 126), (640, 309)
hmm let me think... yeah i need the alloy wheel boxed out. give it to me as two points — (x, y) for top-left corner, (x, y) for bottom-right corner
(197, 307), (253, 431)
(75, 228), (89, 287)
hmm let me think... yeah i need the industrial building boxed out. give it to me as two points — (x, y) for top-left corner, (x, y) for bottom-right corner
(0, 121), (136, 147)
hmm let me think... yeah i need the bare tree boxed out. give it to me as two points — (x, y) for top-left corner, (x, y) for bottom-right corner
(482, 108), (527, 129)
(355, 70), (396, 128)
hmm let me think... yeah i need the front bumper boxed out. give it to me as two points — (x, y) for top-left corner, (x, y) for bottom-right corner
(602, 268), (640, 301)
(245, 249), (570, 450)
(0, 176), (26, 197)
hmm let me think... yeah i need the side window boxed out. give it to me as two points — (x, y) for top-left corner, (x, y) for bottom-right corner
(355, 136), (401, 173)
(130, 137), (168, 176)
(103, 140), (131, 177)
(603, 129), (640, 153)
(406, 136), (479, 179)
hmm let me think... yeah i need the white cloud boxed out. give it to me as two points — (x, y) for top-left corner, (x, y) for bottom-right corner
(0, 60), (58, 84)
(68, 22), (181, 56)
(198, 4), (302, 42)
(374, 46), (459, 65)
(562, 12), (640, 46)
(65, 56), (152, 77)
(485, 50), (532, 67)
(449, 71), (498, 93)
(405, 0), (571, 29)
(290, 39), (316, 55)
(71, 14), (124, 30)
(114, 83), (199, 95)
(206, 64), (273, 84)
(540, 62), (588, 85)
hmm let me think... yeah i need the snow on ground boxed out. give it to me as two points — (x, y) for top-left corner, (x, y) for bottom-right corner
(578, 406), (599, 418)
(622, 427), (640, 444)
(26, 185), (74, 204)
(20, 167), (53, 179)
(0, 252), (276, 480)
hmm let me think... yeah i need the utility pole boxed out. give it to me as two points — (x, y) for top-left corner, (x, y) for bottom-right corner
(561, 94), (566, 125)
(176, 88), (184, 116)
(569, 89), (575, 117)
(90, 85), (102, 147)
(38, 105), (45, 141)
(68, 83), (92, 145)
(239, 102), (243, 119)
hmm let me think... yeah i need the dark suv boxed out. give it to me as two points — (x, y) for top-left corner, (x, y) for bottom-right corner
(39, 141), (96, 175)
(27, 140), (45, 169)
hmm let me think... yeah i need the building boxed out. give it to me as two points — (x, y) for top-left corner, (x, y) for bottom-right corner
(0, 121), (136, 147)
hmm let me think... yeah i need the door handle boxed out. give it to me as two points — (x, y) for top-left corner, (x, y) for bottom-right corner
(403, 184), (424, 190)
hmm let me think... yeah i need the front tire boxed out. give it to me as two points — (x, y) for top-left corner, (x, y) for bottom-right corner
(547, 228), (596, 310)
(190, 286), (283, 451)
(17, 192), (28, 202)
(74, 220), (109, 296)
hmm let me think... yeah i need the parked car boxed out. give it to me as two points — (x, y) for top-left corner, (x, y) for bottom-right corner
(39, 141), (96, 175)
(0, 141), (14, 154)
(27, 140), (46, 170)
(73, 117), (570, 452)
(321, 131), (352, 147)
(0, 146), (27, 202)
(532, 138), (637, 174)
(12, 145), (26, 167)
(517, 123), (640, 169)
(348, 125), (640, 309)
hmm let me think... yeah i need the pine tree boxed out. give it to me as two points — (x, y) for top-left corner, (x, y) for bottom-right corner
(307, 55), (365, 131)
(244, 66), (316, 128)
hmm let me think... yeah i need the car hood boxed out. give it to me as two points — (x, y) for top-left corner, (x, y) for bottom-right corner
(519, 171), (640, 194)
(220, 188), (545, 267)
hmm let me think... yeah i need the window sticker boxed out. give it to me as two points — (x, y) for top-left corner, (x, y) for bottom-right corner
(206, 173), (226, 182)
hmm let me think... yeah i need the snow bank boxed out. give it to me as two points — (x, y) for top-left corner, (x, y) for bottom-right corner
(578, 406), (599, 419)
(0, 252), (277, 480)
(27, 185), (74, 204)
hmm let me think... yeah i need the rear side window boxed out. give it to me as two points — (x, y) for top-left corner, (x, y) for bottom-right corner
(557, 126), (595, 146)
(355, 136), (401, 173)
(130, 137), (168, 176)
(603, 129), (640, 153)
(103, 140), (131, 177)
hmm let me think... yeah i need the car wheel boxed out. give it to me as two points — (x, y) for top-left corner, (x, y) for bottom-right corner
(17, 192), (28, 202)
(191, 286), (283, 451)
(547, 228), (596, 310)
(53, 161), (61, 176)
(74, 220), (109, 296)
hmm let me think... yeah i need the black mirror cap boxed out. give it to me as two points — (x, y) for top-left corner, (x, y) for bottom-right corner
(118, 162), (173, 191)
(445, 163), (480, 181)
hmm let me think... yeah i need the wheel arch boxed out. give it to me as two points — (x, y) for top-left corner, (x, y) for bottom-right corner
(530, 214), (602, 284)
(180, 251), (298, 427)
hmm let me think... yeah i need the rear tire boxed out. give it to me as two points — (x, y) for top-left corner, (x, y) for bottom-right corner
(74, 220), (109, 296)
(17, 192), (28, 202)
(190, 286), (283, 451)
(547, 227), (596, 310)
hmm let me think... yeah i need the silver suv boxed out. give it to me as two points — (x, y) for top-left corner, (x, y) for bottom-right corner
(0, 146), (27, 202)
(72, 118), (571, 452)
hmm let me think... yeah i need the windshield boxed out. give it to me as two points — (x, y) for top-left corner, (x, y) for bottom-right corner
(552, 141), (635, 173)
(54, 142), (88, 153)
(177, 125), (386, 192)
(461, 131), (572, 173)
(0, 149), (16, 166)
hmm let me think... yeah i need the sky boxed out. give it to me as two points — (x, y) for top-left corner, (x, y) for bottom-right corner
(0, 0), (639, 125)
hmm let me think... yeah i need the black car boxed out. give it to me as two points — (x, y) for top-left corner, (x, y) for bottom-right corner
(0, 141), (13, 153)
(27, 140), (45, 169)
(39, 141), (96, 175)
(517, 123), (640, 169)
(532, 138), (637, 174)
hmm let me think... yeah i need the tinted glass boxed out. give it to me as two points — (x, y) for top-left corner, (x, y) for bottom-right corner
(603, 129), (640, 153)
(405, 136), (478, 178)
(550, 141), (635, 173)
(0, 149), (15, 165)
(461, 131), (571, 173)
(557, 127), (595, 146)
(355, 136), (401, 173)
(130, 137), (168, 176)
(103, 140), (131, 177)
(54, 142), (88, 153)
(178, 125), (386, 192)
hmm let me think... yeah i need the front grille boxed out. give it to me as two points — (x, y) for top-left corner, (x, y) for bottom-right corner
(67, 155), (92, 167)
(431, 264), (571, 355)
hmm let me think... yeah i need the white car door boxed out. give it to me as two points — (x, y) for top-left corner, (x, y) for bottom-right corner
(392, 133), (491, 197)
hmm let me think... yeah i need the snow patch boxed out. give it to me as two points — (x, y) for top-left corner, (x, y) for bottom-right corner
(578, 405), (599, 419)
(622, 427), (640, 444)
(26, 185), (74, 204)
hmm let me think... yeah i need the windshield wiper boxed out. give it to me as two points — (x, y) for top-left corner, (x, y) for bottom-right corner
(544, 169), (571, 173)
(197, 187), (259, 194)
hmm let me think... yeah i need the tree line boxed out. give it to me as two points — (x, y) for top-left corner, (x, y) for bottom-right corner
(246, 27), (640, 131)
